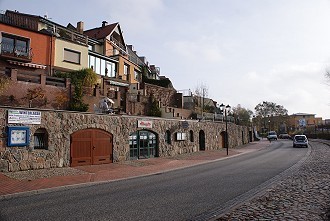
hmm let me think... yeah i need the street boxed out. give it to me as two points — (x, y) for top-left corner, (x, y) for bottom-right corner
(0, 140), (308, 221)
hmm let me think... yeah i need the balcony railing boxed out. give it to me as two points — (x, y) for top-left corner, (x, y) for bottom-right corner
(110, 36), (127, 54)
(45, 23), (88, 46)
(0, 44), (33, 61)
(0, 12), (88, 46)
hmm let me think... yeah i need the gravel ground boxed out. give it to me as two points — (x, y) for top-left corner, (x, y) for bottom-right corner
(216, 140), (330, 221)
(3, 167), (88, 180)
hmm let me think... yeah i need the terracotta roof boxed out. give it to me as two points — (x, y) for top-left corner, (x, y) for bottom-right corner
(84, 23), (118, 40)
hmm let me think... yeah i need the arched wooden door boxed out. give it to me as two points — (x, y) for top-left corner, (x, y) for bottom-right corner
(220, 131), (226, 148)
(71, 129), (113, 166)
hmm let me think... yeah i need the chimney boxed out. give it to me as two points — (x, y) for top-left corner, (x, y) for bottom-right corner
(102, 21), (108, 27)
(77, 21), (84, 34)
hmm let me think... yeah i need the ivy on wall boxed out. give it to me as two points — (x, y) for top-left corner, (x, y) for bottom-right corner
(54, 68), (97, 112)
(147, 95), (162, 117)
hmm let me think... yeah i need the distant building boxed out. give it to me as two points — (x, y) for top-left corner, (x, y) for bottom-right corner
(288, 113), (322, 132)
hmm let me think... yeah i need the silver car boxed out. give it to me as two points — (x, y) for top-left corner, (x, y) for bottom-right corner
(293, 135), (308, 148)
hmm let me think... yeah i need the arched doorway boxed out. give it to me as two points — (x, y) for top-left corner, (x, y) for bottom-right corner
(129, 130), (158, 159)
(220, 131), (226, 148)
(199, 130), (205, 151)
(70, 129), (113, 166)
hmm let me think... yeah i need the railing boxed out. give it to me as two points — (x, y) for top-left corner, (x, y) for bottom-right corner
(46, 23), (88, 46)
(110, 36), (127, 54)
(17, 72), (40, 83)
(46, 76), (66, 87)
(0, 12), (88, 46)
(0, 43), (33, 61)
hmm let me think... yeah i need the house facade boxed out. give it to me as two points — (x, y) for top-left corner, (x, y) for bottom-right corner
(0, 11), (73, 109)
(288, 113), (323, 132)
(84, 22), (142, 113)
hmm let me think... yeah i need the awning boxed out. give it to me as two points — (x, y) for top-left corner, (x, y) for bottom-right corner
(8, 60), (47, 69)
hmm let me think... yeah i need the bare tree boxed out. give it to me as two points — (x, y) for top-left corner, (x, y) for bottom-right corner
(194, 82), (209, 116)
(326, 69), (330, 86)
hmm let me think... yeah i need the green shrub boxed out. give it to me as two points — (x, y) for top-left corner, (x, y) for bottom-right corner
(54, 68), (97, 112)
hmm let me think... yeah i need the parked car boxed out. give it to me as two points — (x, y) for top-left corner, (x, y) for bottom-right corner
(279, 134), (292, 139)
(293, 135), (308, 148)
(267, 131), (278, 141)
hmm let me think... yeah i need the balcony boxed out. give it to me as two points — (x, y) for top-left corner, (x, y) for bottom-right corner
(46, 24), (88, 46)
(0, 45), (33, 62)
(109, 36), (127, 55)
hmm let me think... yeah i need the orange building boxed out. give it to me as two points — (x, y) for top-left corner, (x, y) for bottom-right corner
(0, 18), (53, 74)
(288, 113), (323, 132)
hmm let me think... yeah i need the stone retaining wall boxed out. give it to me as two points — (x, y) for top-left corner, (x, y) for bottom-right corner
(0, 107), (250, 172)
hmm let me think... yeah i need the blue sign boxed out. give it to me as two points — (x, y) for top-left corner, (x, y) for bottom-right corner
(7, 126), (30, 147)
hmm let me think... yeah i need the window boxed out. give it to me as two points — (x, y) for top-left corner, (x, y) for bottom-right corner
(134, 69), (139, 80)
(95, 57), (101, 73)
(33, 128), (48, 150)
(88, 54), (116, 77)
(1, 33), (29, 56)
(106, 62), (115, 77)
(89, 55), (95, 70)
(100, 59), (106, 75)
(165, 130), (171, 144)
(63, 48), (80, 64)
(124, 64), (129, 75)
(176, 132), (187, 141)
(190, 130), (194, 142)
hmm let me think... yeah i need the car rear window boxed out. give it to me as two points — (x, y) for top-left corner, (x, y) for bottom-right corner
(295, 136), (306, 141)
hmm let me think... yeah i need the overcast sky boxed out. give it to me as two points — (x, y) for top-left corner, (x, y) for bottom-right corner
(1, 0), (330, 119)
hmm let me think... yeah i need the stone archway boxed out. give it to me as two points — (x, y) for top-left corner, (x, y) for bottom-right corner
(129, 130), (158, 159)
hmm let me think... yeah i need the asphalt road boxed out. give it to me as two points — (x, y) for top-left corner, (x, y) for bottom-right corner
(0, 140), (308, 221)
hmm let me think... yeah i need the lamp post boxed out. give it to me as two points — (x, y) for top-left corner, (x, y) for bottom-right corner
(251, 115), (255, 141)
(220, 103), (231, 156)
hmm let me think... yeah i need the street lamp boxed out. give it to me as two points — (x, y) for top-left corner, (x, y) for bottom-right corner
(220, 103), (231, 156)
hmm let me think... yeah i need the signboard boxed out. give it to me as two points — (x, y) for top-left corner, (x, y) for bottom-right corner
(7, 109), (41, 124)
(7, 126), (30, 147)
(137, 120), (153, 129)
(181, 121), (189, 129)
(298, 118), (306, 127)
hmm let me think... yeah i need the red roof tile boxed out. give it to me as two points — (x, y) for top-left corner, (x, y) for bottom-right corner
(84, 23), (118, 39)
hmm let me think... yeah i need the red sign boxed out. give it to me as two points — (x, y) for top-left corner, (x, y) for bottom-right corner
(137, 120), (153, 128)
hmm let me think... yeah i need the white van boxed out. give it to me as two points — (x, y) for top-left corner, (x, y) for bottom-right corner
(267, 131), (278, 141)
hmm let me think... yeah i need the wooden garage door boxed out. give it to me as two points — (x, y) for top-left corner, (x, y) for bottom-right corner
(71, 129), (113, 166)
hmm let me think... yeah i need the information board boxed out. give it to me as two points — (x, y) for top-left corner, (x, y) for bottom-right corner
(7, 109), (41, 124)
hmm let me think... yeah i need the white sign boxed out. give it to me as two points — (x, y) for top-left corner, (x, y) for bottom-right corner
(298, 118), (306, 127)
(7, 109), (41, 124)
(137, 120), (153, 128)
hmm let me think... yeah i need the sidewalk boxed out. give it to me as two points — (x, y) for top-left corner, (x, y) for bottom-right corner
(0, 140), (270, 198)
